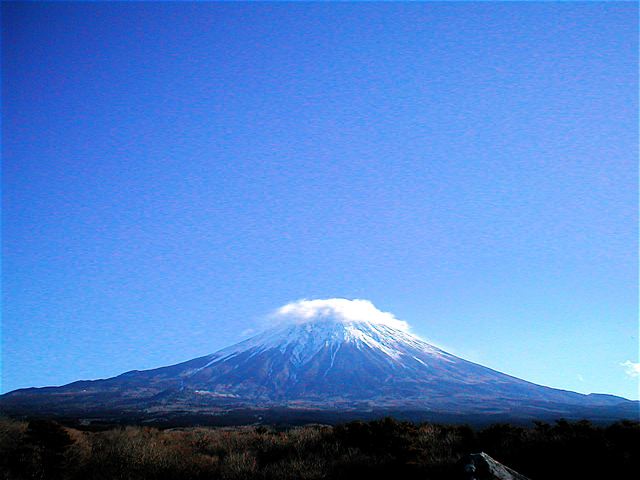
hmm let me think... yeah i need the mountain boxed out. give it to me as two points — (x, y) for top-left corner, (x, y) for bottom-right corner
(1, 301), (637, 425)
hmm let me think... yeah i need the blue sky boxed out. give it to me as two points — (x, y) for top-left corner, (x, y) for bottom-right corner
(2, 2), (638, 400)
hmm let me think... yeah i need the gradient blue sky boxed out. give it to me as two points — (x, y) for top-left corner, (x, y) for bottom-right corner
(2, 2), (638, 400)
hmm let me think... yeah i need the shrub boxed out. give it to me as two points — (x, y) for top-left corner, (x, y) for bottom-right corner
(0, 417), (637, 480)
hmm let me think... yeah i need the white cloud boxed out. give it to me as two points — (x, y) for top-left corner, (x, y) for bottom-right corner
(271, 298), (410, 331)
(240, 327), (257, 337)
(621, 360), (640, 378)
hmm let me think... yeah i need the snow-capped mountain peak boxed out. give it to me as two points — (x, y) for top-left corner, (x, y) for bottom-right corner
(205, 318), (446, 370)
(3, 298), (636, 423)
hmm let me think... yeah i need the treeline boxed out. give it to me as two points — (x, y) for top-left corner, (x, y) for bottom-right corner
(1, 416), (638, 479)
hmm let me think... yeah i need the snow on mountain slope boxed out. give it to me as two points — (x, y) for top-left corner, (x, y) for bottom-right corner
(179, 318), (461, 402)
(199, 319), (448, 370)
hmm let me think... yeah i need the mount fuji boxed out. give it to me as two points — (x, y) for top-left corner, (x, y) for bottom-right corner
(1, 299), (637, 424)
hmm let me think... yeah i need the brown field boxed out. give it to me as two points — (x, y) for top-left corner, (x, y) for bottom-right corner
(1, 416), (638, 479)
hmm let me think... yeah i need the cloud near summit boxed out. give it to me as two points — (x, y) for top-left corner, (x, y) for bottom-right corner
(271, 298), (410, 331)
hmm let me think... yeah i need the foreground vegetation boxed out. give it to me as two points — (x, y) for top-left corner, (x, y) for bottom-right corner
(1, 416), (638, 479)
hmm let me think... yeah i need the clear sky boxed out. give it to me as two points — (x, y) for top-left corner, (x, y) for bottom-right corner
(2, 2), (638, 400)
